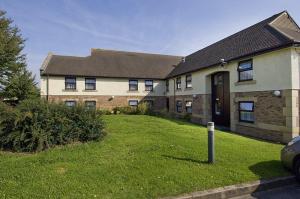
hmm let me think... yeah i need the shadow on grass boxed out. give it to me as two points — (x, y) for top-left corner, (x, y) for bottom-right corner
(162, 155), (208, 164)
(248, 160), (290, 179)
(247, 160), (293, 197)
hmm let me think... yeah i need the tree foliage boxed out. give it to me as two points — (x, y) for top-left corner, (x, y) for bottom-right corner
(0, 10), (38, 101)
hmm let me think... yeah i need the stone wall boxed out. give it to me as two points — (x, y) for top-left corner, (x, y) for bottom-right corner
(232, 90), (299, 143)
(45, 95), (166, 111)
(168, 94), (211, 125)
(168, 90), (298, 143)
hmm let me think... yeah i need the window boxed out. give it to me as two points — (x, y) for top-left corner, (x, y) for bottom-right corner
(145, 80), (153, 91)
(129, 80), (138, 91)
(85, 78), (96, 90)
(85, 101), (96, 109)
(176, 101), (182, 113)
(186, 74), (192, 88)
(238, 59), (253, 81)
(176, 77), (181, 90)
(144, 100), (154, 109)
(185, 101), (192, 113)
(129, 100), (138, 107)
(166, 80), (169, 92)
(65, 77), (76, 90)
(65, 100), (76, 107)
(239, 102), (254, 123)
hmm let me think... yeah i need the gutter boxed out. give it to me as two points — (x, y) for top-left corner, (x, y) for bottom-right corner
(46, 75), (49, 101)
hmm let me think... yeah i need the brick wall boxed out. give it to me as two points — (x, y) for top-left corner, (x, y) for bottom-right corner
(46, 95), (166, 111)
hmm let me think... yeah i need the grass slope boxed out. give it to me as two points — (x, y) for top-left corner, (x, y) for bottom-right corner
(0, 115), (289, 198)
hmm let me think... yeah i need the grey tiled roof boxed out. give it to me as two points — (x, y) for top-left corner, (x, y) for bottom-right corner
(167, 11), (300, 78)
(42, 49), (182, 79)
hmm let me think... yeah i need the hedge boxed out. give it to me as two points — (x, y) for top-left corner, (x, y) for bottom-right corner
(0, 99), (105, 152)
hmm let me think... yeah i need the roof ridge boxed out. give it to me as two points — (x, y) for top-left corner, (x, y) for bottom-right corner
(52, 54), (87, 59)
(91, 48), (182, 58)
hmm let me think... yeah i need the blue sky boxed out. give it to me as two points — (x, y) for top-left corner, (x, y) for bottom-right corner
(0, 0), (299, 82)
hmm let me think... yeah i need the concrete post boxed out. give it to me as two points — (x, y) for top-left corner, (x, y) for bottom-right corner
(207, 122), (215, 164)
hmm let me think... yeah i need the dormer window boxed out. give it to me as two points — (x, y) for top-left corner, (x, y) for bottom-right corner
(238, 59), (253, 81)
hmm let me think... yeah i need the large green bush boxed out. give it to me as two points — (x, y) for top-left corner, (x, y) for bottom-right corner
(0, 99), (105, 152)
(112, 102), (152, 115)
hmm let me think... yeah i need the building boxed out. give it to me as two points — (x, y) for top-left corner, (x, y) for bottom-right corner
(41, 11), (300, 143)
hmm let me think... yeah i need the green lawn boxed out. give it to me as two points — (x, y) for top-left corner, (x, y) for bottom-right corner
(0, 115), (290, 198)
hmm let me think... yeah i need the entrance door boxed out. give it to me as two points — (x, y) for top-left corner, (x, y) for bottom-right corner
(166, 98), (169, 112)
(211, 72), (230, 127)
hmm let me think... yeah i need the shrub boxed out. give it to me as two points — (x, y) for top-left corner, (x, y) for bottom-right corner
(0, 99), (105, 152)
(137, 102), (150, 115)
(96, 109), (112, 115)
(183, 113), (192, 121)
(113, 106), (137, 114)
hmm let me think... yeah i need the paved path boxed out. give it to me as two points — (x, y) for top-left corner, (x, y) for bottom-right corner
(231, 183), (300, 199)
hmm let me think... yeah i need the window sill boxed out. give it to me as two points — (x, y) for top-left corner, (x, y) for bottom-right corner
(127, 90), (139, 93)
(237, 121), (256, 127)
(176, 89), (182, 91)
(235, 80), (256, 86)
(143, 90), (154, 93)
(83, 89), (98, 92)
(62, 89), (78, 92)
(184, 87), (193, 91)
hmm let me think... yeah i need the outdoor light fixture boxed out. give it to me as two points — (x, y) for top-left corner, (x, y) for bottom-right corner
(220, 58), (227, 67)
(109, 96), (115, 101)
(273, 90), (281, 97)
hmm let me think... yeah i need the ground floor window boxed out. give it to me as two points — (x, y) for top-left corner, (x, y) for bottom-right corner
(65, 100), (76, 107)
(85, 101), (96, 109)
(239, 101), (254, 123)
(176, 101), (182, 113)
(129, 100), (138, 107)
(185, 101), (192, 113)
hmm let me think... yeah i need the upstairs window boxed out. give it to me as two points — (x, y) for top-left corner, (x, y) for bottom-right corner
(176, 77), (181, 90)
(239, 101), (254, 123)
(238, 59), (253, 81)
(166, 80), (169, 92)
(65, 77), (76, 90)
(186, 74), (192, 88)
(129, 100), (138, 107)
(85, 78), (96, 90)
(185, 101), (192, 113)
(65, 100), (76, 107)
(145, 80), (153, 91)
(176, 101), (182, 113)
(129, 80), (138, 91)
(85, 101), (96, 109)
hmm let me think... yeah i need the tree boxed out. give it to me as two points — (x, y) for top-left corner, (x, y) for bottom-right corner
(4, 69), (39, 101)
(0, 10), (38, 101)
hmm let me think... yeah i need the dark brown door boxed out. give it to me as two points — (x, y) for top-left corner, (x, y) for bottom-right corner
(166, 98), (169, 112)
(211, 72), (230, 127)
